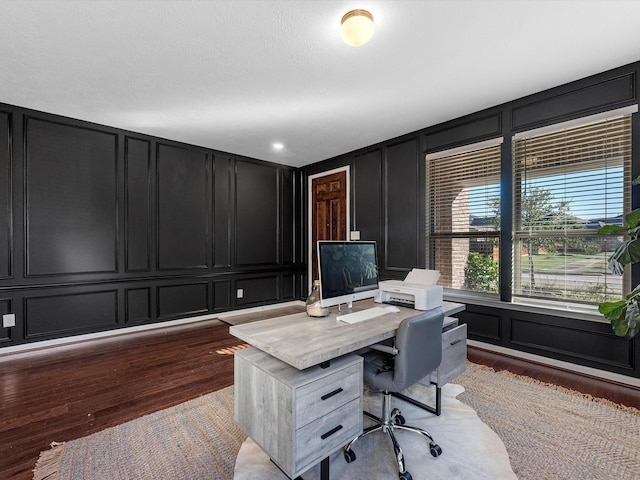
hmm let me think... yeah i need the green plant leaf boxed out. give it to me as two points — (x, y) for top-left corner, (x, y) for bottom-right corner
(631, 175), (640, 186)
(612, 311), (630, 337)
(621, 300), (640, 338)
(626, 304), (640, 338)
(628, 225), (640, 237)
(598, 300), (626, 321)
(607, 239), (640, 274)
(625, 208), (640, 229)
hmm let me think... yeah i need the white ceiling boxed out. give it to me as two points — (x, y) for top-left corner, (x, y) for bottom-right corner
(1, 1), (640, 168)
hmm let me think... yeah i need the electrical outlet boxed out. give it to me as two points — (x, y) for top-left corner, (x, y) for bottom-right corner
(3, 314), (15, 328)
(237, 289), (244, 299)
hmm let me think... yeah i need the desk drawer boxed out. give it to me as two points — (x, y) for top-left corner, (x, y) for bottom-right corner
(295, 362), (362, 426)
(432, 323), (467, 385)
(294, 397), (362, 476)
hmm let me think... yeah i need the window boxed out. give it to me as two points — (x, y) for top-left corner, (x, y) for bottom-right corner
(427, 141), (502, 295)
(512, 113), (632, 306)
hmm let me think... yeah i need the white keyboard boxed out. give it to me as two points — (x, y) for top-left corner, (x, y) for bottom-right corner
(337, 306), (400, 324)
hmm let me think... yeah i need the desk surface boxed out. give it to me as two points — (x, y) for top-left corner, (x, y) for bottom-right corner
(229, 300), (465, 370)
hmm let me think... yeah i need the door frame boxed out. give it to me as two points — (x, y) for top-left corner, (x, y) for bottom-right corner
(307, 165), (351, 291)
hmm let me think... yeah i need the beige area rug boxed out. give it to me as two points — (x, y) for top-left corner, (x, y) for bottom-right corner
(455, 364), (640, 480)
(33, 387), (245, 480)
(33, 363), (640, 480)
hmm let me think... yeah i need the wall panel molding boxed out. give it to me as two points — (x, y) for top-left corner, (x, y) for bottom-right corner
(424, 113), (502, 153)
(157, 282), (209, 320)
(235, 160), (278, 266)
(125, 287), (151, 324)
(156, 143), (211, 271)
(24, 289), (118, 338)
(512, 73), (636, 131)
(214, 154), (232, 268)
(0, 111), (12, 279)
(0, 298), (12, 342)
(125, 137), (151, 272)
(383, 137), (419, 272)
(24, 116), (118, 276)
(236, 275), (279, 306)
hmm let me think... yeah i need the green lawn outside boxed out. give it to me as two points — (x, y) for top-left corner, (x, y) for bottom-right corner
(520, 253), (610, 275)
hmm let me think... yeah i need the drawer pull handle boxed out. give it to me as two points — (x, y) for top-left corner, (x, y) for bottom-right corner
(321, 388), (343, 400)
(321, 425), (343, 440)
(450, 339), (463, 346)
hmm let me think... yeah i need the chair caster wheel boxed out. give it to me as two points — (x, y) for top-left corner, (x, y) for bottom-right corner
(430, 443), (443, 457)
(394, 414), (406, 425)
(399, 471), (413, 480)
(344, 449), (356, 463)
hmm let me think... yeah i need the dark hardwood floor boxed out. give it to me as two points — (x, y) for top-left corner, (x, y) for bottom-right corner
(0, 320), (243, 480)
(1, 314), (638, 480)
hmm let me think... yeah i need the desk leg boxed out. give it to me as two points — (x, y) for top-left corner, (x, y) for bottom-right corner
(320, 456), (330, 480)
(391, 385), (442, 416)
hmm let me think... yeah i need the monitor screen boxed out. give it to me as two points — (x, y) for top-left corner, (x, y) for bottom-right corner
(317, 241), (379, 308)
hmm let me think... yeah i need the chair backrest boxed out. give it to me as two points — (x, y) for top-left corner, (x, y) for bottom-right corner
(391, 308), (444, 390)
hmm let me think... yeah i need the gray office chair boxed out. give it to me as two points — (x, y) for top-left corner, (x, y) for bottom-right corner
(343, 309), (444, 480)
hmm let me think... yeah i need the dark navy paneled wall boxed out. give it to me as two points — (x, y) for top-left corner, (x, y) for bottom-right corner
(0, 106), (304, 347)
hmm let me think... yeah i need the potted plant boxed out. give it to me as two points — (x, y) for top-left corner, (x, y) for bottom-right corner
(598, 176), (640, 339)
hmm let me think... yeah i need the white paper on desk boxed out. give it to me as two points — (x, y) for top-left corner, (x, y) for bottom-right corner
(404, 268), (440, 285)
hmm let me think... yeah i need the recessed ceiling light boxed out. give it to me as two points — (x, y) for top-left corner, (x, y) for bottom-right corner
(272, 142), (284, 150)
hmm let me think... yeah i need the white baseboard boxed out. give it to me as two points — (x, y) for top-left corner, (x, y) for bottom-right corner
(468, 339), (640, 389)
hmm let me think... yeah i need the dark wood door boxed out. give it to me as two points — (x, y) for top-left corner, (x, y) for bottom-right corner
(311, 170), (348, 280)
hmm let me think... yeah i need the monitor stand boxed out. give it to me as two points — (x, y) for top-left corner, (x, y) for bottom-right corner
(337, 300), (364, 315)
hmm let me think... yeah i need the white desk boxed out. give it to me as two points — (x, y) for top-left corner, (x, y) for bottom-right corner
(230, 300), (465, 480)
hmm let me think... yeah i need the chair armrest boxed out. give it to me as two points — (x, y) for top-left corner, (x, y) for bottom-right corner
(369, 343), (398, 355)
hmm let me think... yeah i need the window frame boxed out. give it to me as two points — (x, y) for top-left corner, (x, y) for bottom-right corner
(426, 138), (503, 296)
(511, 109), (634, 308)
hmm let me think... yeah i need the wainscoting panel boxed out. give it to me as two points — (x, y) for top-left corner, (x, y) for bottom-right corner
(0, 111), (10, 279)
(214, 154), (232, 268)
(512, 73), (635, 130)
(424, 113), (502, 152)
(214, 280), (231, 311)
(125, 137), (151, 272)
(457, 307), (502, 342)
(235, 160), (278, 266)
(510, 315), (634, 370)
(236, 276), (279, 306)
(384, 138), (419, 272)
(24, 290), (118, 338)
(0, 298), (11, 342)
(125, 287), (151, 324)
(157, 282), (209, 320)
(281, 168), (295, 265)
(156, 143), (210, 271)
(25, 117), (118, 276)
(354, 149), (382, 247)
(282, 274), (295, 300)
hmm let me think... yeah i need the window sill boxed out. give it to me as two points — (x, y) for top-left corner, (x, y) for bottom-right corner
(443, 290), (608, 324)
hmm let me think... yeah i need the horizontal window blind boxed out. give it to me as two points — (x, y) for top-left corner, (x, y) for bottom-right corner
(427, 143), (501, 294)
(512, 113), (632, 304)
(428, 144), (502, 234)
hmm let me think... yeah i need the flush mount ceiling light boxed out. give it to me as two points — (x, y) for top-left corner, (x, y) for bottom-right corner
(340, 9), (375, 47)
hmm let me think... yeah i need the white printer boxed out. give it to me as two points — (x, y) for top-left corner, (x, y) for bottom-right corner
(375, 268), (443, 311)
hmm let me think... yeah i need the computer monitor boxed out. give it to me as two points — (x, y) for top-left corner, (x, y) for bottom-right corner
(317, 240), (379, 310)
